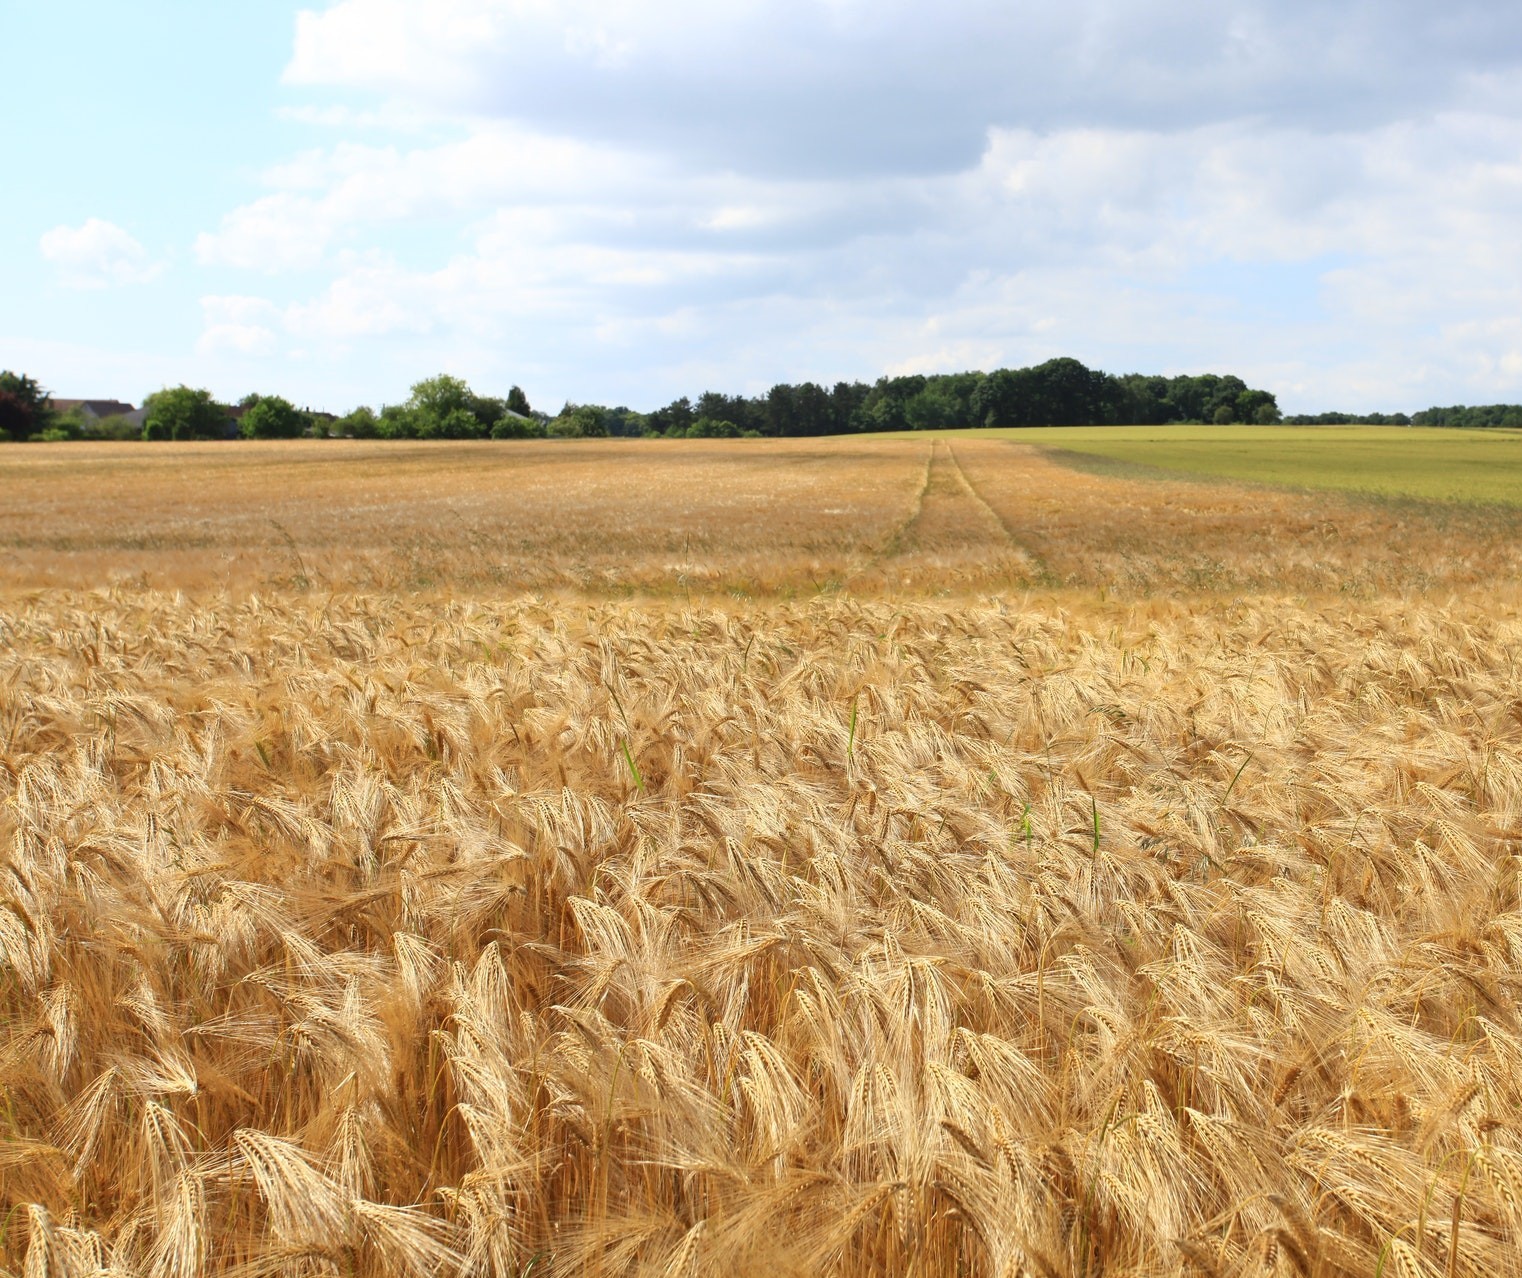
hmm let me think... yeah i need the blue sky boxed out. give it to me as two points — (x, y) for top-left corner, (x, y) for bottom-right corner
(7, 1), (1522, 415)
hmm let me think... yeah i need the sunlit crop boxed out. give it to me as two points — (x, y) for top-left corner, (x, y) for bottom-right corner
(4, 437), (1521, 1275)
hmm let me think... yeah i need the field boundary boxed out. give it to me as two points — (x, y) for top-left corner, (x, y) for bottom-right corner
(1029, 440), (1522, 528)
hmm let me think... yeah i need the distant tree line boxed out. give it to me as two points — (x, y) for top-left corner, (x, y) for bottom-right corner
(1282, 411), (1414, 426)
(632, 360), (1284, 437)
(1411, 404), (1522, 429)
(1280, 406), (1522, 427)
(10, 358), (1522, 444)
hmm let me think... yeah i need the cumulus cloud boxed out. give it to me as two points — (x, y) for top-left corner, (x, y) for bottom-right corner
(197, 296), (284, 356)
(195, 195), (335, 273)
(286, 0), (1522, 176)
(184, 1), (1522, 409)
(40, 219), (161, 288)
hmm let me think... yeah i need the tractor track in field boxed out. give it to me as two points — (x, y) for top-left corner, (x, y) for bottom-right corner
(846, 439), (1049, 587)
(943, 441), (1055, 582)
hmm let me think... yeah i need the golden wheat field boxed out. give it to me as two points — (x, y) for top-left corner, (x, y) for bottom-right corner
(5, 437), (1522, 1277)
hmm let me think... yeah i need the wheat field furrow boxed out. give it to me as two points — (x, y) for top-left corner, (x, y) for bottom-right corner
(1, 584), (1521, 1276)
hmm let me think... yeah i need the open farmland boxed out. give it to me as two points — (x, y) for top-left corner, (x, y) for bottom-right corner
(967, 424), (1522, 507)
(6, 435), (1522, 1277)
(5, 434), (1522, 595)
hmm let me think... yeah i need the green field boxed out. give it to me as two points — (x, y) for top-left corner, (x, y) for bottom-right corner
(951, 423), (1522, 505)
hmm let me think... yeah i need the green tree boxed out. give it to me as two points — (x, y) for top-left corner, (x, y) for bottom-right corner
(34, 408), (86, 441)
(89, 413), (143, 441)
(506, 385), (532, 416)
(490, 411), (543, 439)
(904, 374), (983, 431)
(404, 374), (487, 438)
(377, 404), (416, 438)
(429, 407), (483, 440)
(831, 380), (872, 434)
(142, 386), (230, 441)
(240, 394), (310, 439)
(547, 404), (609, 437)
(0, 390), (30, 442)
(469, 395), (507, 435)
(0, 371), (51, 441)
(336, 406), (380, 438)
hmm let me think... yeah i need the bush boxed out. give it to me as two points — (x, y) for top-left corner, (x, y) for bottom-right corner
(334, 406), (379, 438)
(547, 405), (609, 438)
(377, 405), (417, 439)
(143, 386), (231, 441)
(241, 395), (310, 440)
(31, 409), (87, 441)
(490, 413), (543, 439)
(88, 414), (145, 441)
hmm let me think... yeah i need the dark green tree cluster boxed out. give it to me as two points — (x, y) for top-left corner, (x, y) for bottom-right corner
(0, 371), (54, 441)
(634, 359), (1283, 437)
(142, 387), (233, 440)
(340, 376), (542, 439)
(1411, 404), (1522, 429)
(0, 361), (1286, 445)
(1281, 406), (1522, 428)
(1282, 411), (1413, 425)
(238, 393), (310, 440)
(68, 361), (1522, 446)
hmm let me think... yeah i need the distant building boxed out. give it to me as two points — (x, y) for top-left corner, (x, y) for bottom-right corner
(49, 398), (148, 429)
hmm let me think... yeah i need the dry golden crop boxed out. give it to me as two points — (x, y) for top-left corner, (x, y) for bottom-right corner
(5, 437), (1521, 596)
(4, 438), (1522, 1276)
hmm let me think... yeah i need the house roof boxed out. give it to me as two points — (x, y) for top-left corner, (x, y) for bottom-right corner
(49, 398), (137, 418)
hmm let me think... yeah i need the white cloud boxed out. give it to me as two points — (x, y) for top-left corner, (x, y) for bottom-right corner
(195, 194), (333, 273)
(197, 296), (283, 356)
(173, 2), (1522, 410)
(39, 219), (161, 288)
(240, 104), (1522, 410)
(195, 126), (657, 273)
(283, 0), (1522, 177)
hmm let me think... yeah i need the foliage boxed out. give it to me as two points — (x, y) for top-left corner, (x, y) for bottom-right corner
(31, 408), (86, 441)
(1284, 411), (1413, 426)
(377, 404), (415, 439)
(647, 395), (696, 436)
(349, 375), (547, 439)
(1411, 403), (1522, 429)
(142, 385), (230, 441)
(336, 406), (381, 438)
(240, 394), (311, 440)
(0, 388), (30, 441)
(35, 364), (1522, 451)
(547, 404), (609, 437)
(88, 413), (147, 441)
(490, 411), (544, 439)
(0, 369), (51, 441)
(636, 359), (1284, 438)
(403, 374), (485, 439)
